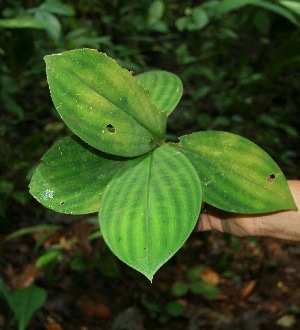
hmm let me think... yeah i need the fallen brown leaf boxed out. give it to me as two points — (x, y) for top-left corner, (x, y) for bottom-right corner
(45, 316), (64, 330)
(201, 267), (220, 285)
(77, 296), (112, 319)
(277, 281), (289, 293)
(7, 261), (43, 289)
(0, 314), (5, 327)
(239, 280), (257, 300)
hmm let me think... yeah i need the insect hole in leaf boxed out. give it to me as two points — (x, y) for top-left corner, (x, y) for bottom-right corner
(106, 124), (116, 134)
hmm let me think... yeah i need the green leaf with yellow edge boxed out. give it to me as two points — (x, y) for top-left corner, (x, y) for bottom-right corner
(45, 49), (167, 157)
(173, 131), (297, 213)
(99, 145), (202, 281)
(137, 70), (183, 116)
(29, 136), (126, 214)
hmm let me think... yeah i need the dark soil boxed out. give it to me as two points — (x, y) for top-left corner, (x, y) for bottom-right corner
(1, 208), (300, 330)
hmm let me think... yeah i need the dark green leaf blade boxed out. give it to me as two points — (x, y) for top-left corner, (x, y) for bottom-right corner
(255, 2), (299, 26)
(174, 131), (297, 213)
(8, 286), (47, 330)
(137, 70), (183, 116)
(39, 1), (75, 16)
(45, 49), (167, 157)
(29, 136), (126, 214)
(212, 0), (262, 16)
(0, 277), (10, 302)
(99, 146), (202, 281)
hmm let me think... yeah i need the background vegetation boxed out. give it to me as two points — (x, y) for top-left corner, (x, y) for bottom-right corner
(0, 0), (299, 329)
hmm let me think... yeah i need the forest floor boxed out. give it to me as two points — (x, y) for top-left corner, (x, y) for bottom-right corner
(1, 209), (300, 330)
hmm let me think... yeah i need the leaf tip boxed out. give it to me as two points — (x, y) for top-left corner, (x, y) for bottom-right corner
(144, 272), (154, 283)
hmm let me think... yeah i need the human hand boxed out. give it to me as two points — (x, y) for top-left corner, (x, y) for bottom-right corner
(197, 180), (300, 241)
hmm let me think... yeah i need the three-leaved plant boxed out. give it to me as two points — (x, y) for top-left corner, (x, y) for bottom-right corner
(29, 49), (297, 281)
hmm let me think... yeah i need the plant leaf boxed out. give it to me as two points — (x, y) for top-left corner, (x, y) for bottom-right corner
(99, 145), (202, 281)
(36, 250), (62, 268)
(39, 1), (75, 16)
(173, 131), (297, 213)
(137, 70), (183, 116)
(213, 0), (262, 16)
(0, 16), (45, 29)
(255, 1), (299, 26)
(148, 0), (165, 26)
(4, 224), (62, 242)
(35, 11), (61, 42)
(29, 136), (126, 214)
(8, 286), (47, 330)
(212, 0), (299, 26)
(189, 280), (220, 299)
(45, 49), (167, 157)
(0, 277), (10, 302)
(279, 1), (300, 15)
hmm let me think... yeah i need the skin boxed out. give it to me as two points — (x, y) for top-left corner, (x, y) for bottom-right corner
(197, 180), (300, 241)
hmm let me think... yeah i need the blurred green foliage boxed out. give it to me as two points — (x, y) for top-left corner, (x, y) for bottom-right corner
(142, 297), (186, 323)
(172, 265), (220, 300)
(0, 0), (299, 229)
(0, 278), (47, 330)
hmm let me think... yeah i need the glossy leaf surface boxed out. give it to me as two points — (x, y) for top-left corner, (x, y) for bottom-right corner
(45, 49), (167, 157)
(174, 131), (297, 213)
(99, 146), (202, 281)
(137, 70), (183, 116)
(29, 136), (126, 214)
